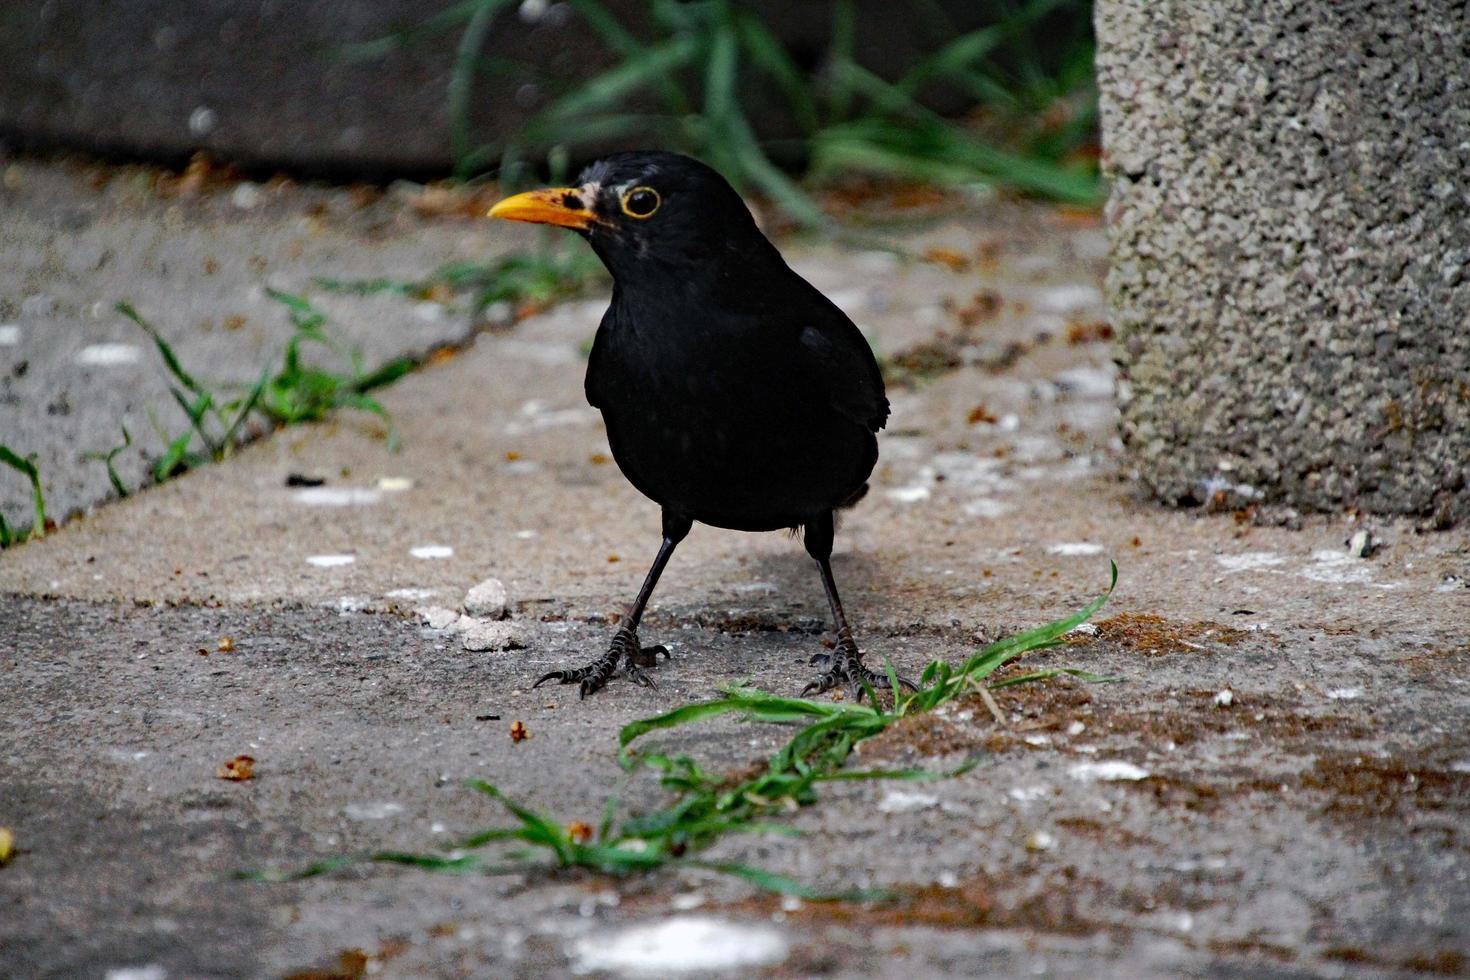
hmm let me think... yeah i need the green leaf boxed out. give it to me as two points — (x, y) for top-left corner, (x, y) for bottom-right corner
(372, 851), (485, 873)
(0, 444), (46, 540)
(988, 667), (1119, 689)
(733, 12), (818, 132)
(118, 302), (208, 396)
(532, 36), (698, 128)
(450, 0), (517, 176)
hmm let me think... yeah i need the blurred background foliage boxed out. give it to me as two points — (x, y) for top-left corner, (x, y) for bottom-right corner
(346, 0), (1100, 223)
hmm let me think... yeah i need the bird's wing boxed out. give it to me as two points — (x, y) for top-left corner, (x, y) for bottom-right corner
(584, 308), (616, 409)
(797, 315), (890, 433)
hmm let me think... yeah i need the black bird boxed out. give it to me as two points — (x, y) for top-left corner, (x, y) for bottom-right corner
(489, 151), (910, 700)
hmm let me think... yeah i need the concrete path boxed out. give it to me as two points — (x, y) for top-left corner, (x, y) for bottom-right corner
(2, 163), (1468, 978)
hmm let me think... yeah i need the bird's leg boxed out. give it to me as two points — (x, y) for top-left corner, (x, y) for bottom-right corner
(800, 511), (916, 702)
(534, 511), (691, 699)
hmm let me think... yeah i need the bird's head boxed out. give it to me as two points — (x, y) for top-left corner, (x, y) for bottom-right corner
(487, 151), (769, 282)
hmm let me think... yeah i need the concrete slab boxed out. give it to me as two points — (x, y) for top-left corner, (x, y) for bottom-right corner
(0, 155), (548, 526)
(2, 175), (1468, 977)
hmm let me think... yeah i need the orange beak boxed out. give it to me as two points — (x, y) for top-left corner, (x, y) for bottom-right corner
(487, 187), (599, 230)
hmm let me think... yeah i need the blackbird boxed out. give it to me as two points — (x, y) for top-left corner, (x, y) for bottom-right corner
(489, 151), (911, 699)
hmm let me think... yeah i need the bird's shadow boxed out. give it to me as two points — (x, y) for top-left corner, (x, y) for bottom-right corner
(654, 547), (896, 634)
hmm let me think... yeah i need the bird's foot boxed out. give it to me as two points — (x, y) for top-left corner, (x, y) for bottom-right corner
(801, 631), (916, 703)
(532, 624), (670, 699)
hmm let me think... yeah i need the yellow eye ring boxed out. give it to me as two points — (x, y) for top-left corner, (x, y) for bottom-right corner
(620, 186), (661, 219)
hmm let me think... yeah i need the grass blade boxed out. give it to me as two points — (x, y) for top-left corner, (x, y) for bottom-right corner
(450, 0), (515, 177)
(118, 302), (207, 396)
(0, 445), (46, 540)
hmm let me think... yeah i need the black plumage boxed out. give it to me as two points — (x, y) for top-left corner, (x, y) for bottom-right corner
(489, 151), (910, 699)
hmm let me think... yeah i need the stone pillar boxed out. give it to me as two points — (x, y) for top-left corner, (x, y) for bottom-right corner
(1096, 0), (1469, 526)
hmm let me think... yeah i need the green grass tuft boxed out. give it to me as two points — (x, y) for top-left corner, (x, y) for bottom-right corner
(253, 563), (1118, 894)
(314, 244), (604, 321)
(118, 295), (410, 483)
(346, 0), (1101, 225)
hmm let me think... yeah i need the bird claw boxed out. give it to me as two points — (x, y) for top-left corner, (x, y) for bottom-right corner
(628, 644), (671, 669)
(532, 625), (668, 699)
(800, 639), (915, 702)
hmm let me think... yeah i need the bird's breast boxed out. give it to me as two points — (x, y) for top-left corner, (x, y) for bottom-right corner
(590, 320), (875, 526)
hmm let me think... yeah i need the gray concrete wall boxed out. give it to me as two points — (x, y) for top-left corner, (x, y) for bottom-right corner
(0, 1), (1004, 175)
(1097, 0), (1470, 525)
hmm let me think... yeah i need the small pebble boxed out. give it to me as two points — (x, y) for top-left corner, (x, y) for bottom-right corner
(417, 606), (461, 631)
(464, 577), (509, 619)
(1213, 689), (1234, 707)
(462, 621), (524, 652)
(1025, 830), (1056, 852)
(231, 182), (261, 210)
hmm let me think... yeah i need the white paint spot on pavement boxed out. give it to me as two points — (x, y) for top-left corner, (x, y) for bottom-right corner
(0, 324), (19, 345)
(376, 476), (414, 492)
(411, 545), (454, 559)
(964, 498), (1013, 519)
(1302, 550), (1390, 586)
(1048, 542), (1104, 556)
(292, 487), (382, 506)
(1069, 760), (1150, 782)
(76, 342), (142, 366)
(572, 916), (787, 974)
(505, 399), (601, 435)
(886, 485), (931, 504)
(931, 452), (1014, 493)
(307, 554), (355, 567)
(385, 587), (436, 601)
(877, 790), (939, 813)
(1036, 283), (1103, 313)
(1052, 366), (1115, 400)
(1216, 552), (1285, 573)
(343, 802), (404, 821)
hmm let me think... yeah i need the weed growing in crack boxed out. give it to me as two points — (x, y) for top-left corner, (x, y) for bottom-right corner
(0, 445), (47, 547)
(251, 563), (1117, 895)
(82, 426), (133, 500)
(314, 246), (604, 325)
(116, 293), (413, 486)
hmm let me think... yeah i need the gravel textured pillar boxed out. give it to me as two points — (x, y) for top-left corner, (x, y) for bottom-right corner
(1096, 1), (1470, 525)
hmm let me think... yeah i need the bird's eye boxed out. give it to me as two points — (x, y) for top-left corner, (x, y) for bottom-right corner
(621, 186), (661, 219)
